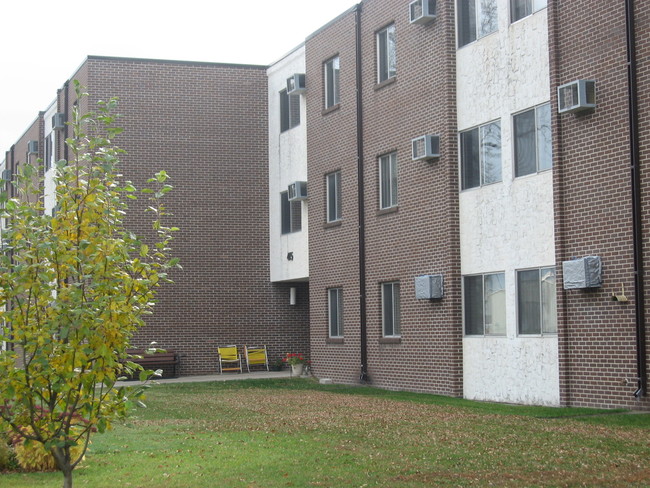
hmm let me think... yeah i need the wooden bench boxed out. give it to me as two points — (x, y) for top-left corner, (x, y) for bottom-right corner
(125, 348), (180, 379)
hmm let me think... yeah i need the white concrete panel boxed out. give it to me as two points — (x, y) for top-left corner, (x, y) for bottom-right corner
(457, 5), (558, 405)
(268, 46), (309, 282)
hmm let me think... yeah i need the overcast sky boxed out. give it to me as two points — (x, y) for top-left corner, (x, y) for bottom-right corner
(0, 0), (356, 155)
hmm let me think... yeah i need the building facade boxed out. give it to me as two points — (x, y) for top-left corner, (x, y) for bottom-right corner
(3, 0), (649, 410)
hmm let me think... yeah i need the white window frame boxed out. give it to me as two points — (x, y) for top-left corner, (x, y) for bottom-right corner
(379, 152), (398, 209)
(326, 171), (342, 223)
(460, 120), (502, 190)
(328, 288), (343, 338)
(513, 103), (552, 178)
(324, 56), (340, 109)
(463, 272), (506, 336)
(510, 0), (547, 23)
(382, 282), (401, 338)
(516, 266), (557, 336)
(376, 24), (396, 83)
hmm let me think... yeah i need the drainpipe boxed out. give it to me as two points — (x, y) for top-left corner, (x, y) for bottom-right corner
(624, 0), (647, 398)
(355, 3), (369, 383)
(63, 81), (70, 162)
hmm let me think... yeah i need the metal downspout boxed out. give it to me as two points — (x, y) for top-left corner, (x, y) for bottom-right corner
(355, 3), (369, 383)
(625, 0), (647, 398)
(63, 81), (70, 162)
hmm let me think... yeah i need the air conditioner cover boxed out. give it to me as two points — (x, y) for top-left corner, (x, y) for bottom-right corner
(562, 256), (602, 289)
(415, 274), (443, 299)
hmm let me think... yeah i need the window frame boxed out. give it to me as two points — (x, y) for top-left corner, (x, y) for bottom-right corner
(328, 288), (344, 338)
(463, 272), (506, 336)
(460, 120), (502, 191)
(510, 0), (547, 23)
(382, 281), (401, 338)
(280, 191), (302, 235)
(513, 103), (552, 178)
(457, 0), (498, 48)
(326, 171), (342, 223)
(280, 88), (300, 132)
(324, 56), (340, 110)
(376, 24), (396, 84)
(379, 152), (398, 209)
(516, 266), (557, 336)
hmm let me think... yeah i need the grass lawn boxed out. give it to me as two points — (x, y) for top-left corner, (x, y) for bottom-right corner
(2, 378), (649, 487)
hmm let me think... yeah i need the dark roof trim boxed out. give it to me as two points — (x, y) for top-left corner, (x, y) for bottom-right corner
(86, 55), (268, 70)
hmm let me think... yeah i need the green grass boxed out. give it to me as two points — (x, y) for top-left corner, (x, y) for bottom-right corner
(2, 378), (649, 487)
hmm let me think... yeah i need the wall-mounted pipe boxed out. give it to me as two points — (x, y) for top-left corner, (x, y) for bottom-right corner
(624, 0), (647, 398)
(355, 3), (369, 383)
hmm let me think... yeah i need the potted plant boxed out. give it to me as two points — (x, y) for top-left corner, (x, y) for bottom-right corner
(272, 358), (285, 371)
(282, 353), (309, 376)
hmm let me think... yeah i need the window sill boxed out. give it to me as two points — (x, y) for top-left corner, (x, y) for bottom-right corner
(324, 220), (342, 229)
(379, 337), (401, 344)
(322, 104), (341, 116)
(374, 76), (396, 91)
(326, 337), (344, 345)
(377, 206), (398, 217)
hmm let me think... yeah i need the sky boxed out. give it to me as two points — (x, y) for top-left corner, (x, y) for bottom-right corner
(0, 0), (357, 156)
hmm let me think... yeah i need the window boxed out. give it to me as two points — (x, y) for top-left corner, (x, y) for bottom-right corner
(457, 0), (498, 47)
(379, 153), (398, 209)
(513, 103), (552, 177)
(382, 282), (401, 337)
(280, 191), (302, 234)
(326, 171), (342, 223)
(517, 267), (557, 335)
(511, 0), (547, 22)
(280, 89), (300, 132)
(464, 273), (506, 335)
(377, 24), (396, 83)
(328, 288), (343, 337)
(324, 56), (340, 109)
(44, 133), (52, 172)
(460, 121), (501, 190)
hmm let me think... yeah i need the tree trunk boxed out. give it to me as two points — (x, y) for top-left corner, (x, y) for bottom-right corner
(63, 469), (73, 488)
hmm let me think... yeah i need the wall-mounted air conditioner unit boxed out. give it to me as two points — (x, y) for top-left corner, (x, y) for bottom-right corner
(52, 113), (66, 130)
(412, 134), (440, 161)
(415, 274), (444, 299)
(409, 0), (436, 24)
(286, 73), (306, 95)
(557, 80), (596, 114)
(562, 256), (602, 289)
(27, 140), (39, 155)
(288, 181), (308, 201)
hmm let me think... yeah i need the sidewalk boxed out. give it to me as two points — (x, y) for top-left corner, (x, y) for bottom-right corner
(116, 369), (294, 386)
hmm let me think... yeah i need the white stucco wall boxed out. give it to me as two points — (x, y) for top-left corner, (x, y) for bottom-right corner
(457, 5), (559, 405)
(43, 101), (58, 215)
(268, 46), (309, 283)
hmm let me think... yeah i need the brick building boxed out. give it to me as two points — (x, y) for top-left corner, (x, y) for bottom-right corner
(3, 0), (649, 410)
(3, 57), (311, 374)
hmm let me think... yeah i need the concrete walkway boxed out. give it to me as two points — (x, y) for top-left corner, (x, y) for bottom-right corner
(116, 370), (294, 386)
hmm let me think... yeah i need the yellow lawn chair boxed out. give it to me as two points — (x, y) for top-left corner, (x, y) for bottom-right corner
(217, 345), (242, 373)
(244, 345), (269, 373)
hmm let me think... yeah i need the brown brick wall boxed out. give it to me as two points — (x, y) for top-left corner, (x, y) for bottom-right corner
(55, 57), (310, 375)
(549, 0), (650, 409)
(307, 0), (462, 395)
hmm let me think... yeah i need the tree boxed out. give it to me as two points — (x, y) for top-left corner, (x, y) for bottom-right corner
(0, 83), (178, 488)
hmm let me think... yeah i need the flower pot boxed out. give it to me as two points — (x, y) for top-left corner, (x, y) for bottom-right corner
(291, 363), (304, 376)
